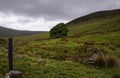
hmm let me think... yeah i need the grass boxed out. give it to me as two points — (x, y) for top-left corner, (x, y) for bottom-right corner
(0, 55), (119, 78)
(13, 59), (120, 78)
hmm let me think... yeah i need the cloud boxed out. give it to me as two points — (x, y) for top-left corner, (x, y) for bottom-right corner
(0, 12), (67, 31)
(0, 0), (120, 31)
(0, 0), (120, 20)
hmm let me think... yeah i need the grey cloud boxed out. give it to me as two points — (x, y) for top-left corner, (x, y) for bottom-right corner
(17, 19), (33, 24)
(0, 0), (120, 21)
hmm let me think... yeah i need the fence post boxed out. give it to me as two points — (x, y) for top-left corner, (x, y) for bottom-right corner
(8, 38), (13, 71)
(5, 38), (22, 78)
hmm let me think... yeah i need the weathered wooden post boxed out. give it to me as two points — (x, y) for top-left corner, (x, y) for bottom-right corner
(5, 38), (22, 78)
(8, 38), (13, 71)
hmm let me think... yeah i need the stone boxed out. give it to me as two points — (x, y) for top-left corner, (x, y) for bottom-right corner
(3, 49), (8, 53)
(37, 58), (44, 62)
(5, 70), (22, 78)
(14, 55), (23, 59)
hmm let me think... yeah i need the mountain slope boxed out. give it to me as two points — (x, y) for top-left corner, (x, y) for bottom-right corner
(66, 9), (120, 37)
(67, 9), (120, 27)
(0, 26), (46, 37)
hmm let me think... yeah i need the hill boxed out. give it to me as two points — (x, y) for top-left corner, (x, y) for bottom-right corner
(0, 26), (47, 37)
(67, 9), (120, 27)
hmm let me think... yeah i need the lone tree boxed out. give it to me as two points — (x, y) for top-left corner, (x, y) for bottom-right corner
(50, 23), (68, 38)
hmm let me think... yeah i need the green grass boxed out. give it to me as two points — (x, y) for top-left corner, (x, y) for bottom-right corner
(68, 17), (120, 36)
(13, 59), (120, 78)
(0, 55), (119, 78)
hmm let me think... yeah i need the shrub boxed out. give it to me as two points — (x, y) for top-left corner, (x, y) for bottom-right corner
(50, 23), (68, 38)
(109, 45), (116, 50)
(99, 47), (108, 54)
(94, 55), (119, 68)
(94, 55), (107, 67)
(107, 55), (119, 68)
(113, 74), (120, 78)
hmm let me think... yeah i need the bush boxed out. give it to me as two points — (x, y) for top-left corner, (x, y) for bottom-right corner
(113, 74), (120, 78)
(109, 45), (116, 50)
(50, 23), (68, 38)
(107, 56), (119, 68)
(99, 47), (108, 55)
(94, 55), (119, 68)
(94, 55), (107, 67)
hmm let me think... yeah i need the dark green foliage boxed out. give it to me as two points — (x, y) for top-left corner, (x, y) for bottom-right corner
(113, 75), (120, 78)
(113, 74), (120, 78)
(50, 23), (68, 38)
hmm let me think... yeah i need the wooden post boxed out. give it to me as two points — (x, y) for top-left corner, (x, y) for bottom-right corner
(5, 38), (22, 78)
(8, 38), (13, 71)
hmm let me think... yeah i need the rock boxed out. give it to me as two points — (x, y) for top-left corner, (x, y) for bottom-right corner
(6, 54), (8, 57)
(5, 70), (22, 78)
(3, 49), (8, 53)
(88, 58), (95, 64)
(88, 53), (99, 64)
(37, 58), (44, 62)
(14, 55), (23, 59)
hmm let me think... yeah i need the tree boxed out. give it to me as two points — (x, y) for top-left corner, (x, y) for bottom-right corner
(50, 23), (68, 38)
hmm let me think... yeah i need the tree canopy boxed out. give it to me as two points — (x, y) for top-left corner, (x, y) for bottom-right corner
(50, 23), (68, 38)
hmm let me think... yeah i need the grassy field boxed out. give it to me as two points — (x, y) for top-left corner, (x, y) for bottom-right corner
(0, 10), (120, 78)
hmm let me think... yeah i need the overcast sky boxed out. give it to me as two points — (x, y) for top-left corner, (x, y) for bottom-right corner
(0, 0), (120, 31)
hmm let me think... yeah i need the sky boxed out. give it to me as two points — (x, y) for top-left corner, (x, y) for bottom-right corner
(0, 0), (120, 31)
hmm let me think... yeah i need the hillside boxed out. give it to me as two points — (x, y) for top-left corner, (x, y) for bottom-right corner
(67, 9), (120, 27)
(0, 9), (120, 78)
(0, 26), (47, 37)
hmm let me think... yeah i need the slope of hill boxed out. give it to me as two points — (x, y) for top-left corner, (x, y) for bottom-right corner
(0, 26), (47, 37)
(67, 9), (120, 27)
(0, 9), (120, 78)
